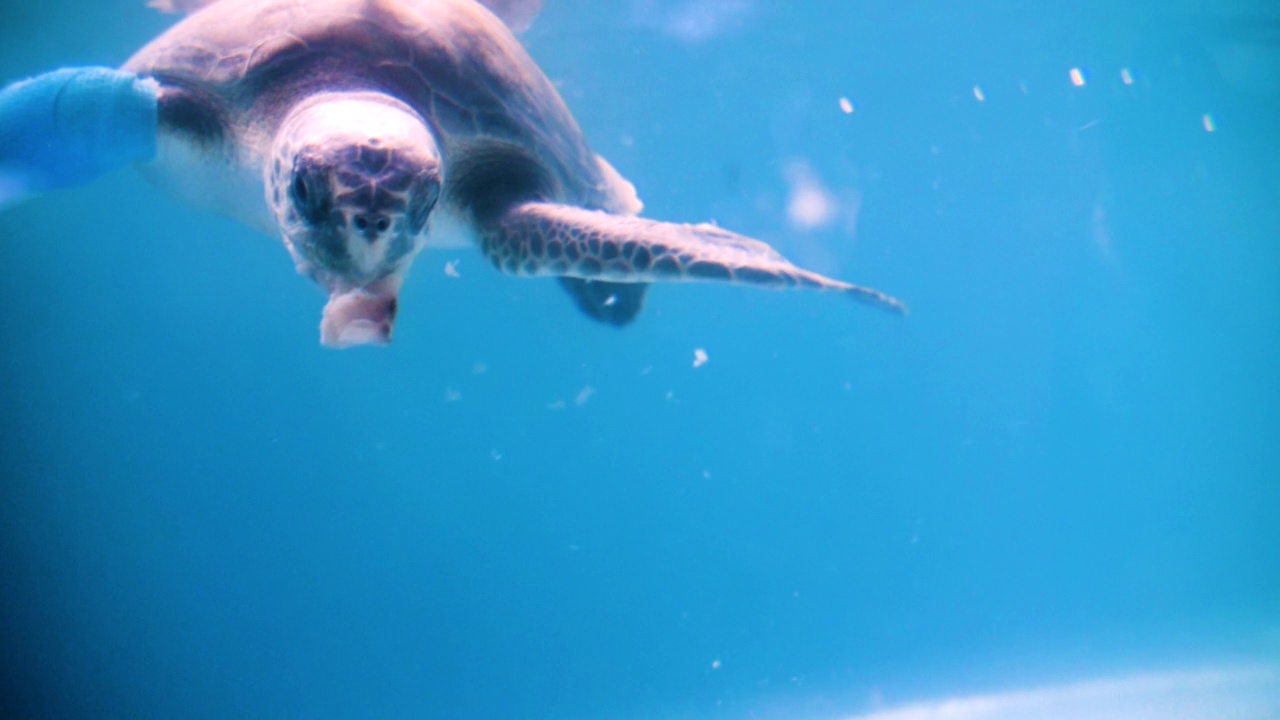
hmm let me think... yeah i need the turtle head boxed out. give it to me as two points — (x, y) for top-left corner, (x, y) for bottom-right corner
(267, 93), (442, 347)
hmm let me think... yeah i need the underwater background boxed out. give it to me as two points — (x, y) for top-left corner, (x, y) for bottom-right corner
(1, 0), (1278, 718)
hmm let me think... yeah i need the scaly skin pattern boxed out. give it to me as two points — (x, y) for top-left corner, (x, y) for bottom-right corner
(484, 203), (909, 315)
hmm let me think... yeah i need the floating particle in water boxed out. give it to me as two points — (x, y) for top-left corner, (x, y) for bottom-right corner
(693, 348), (709, 368)
(444, 387), (461, 402)
(603, 294), (618, 306)
(1069, 67), (1086, 86)
(1202, 114), (1216, 132)
(472, 361), (488, 374)
(1120, 68), (1134, 85)
(444, 260), (461, 277)
(972, 85), (985, 102)
(575, 386), (595, 406)
(782, 160), (837, 231)
(547, 399), (567, 411)
(710, 659), (722, 670)
(838, 97), (853, 114)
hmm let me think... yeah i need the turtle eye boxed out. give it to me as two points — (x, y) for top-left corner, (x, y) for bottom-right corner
(290, 166), (330, 224)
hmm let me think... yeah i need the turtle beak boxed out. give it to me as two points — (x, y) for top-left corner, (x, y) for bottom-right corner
(318, 275), (401, 348)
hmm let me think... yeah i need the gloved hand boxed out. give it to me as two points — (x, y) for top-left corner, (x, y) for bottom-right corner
(0, 66), (158, 206)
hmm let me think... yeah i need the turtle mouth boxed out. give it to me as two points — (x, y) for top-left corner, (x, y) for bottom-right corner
(318, 275), (401, 348)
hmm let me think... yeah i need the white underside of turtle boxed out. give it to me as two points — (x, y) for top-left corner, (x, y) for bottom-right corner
(0, 0), (905, 348)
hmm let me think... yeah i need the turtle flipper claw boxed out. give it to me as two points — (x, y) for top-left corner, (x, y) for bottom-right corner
(0, 67), (158, 208)
(484, 202), (908, 317)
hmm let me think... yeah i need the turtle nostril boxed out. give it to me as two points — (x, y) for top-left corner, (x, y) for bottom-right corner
(352, 213), (392, 240)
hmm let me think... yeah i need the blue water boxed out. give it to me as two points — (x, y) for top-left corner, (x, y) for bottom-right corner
(2, 1), (1278, 718)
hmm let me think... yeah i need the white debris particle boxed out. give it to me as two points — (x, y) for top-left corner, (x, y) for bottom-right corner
(490, 449), (503, 461)
(838, 97), (853, 114)
(692, 348), (709, 368)
(546, 399), (567, 411)
(701, 470), (711, 479)
(1069, 67), (1086, 86)
(603, 294), (618, 306)
(1120, 67), (1133, 85)
(444, 387), (461, 402)
(444, 260), (461, 277)
(711, 659), (722, 670)
(574, 385), (595, 406)
(1202, 114), (1216, 133)
(972, 85), (985, 102)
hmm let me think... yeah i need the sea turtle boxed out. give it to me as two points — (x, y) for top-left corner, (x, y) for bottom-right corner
(0, 0), (905, 347)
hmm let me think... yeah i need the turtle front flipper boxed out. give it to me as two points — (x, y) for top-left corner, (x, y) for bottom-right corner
(0, 67), (158, 208)
(484, 202), (909, 318)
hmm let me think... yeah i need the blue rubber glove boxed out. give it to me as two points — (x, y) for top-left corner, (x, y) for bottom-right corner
(0, 67), (158, 207)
